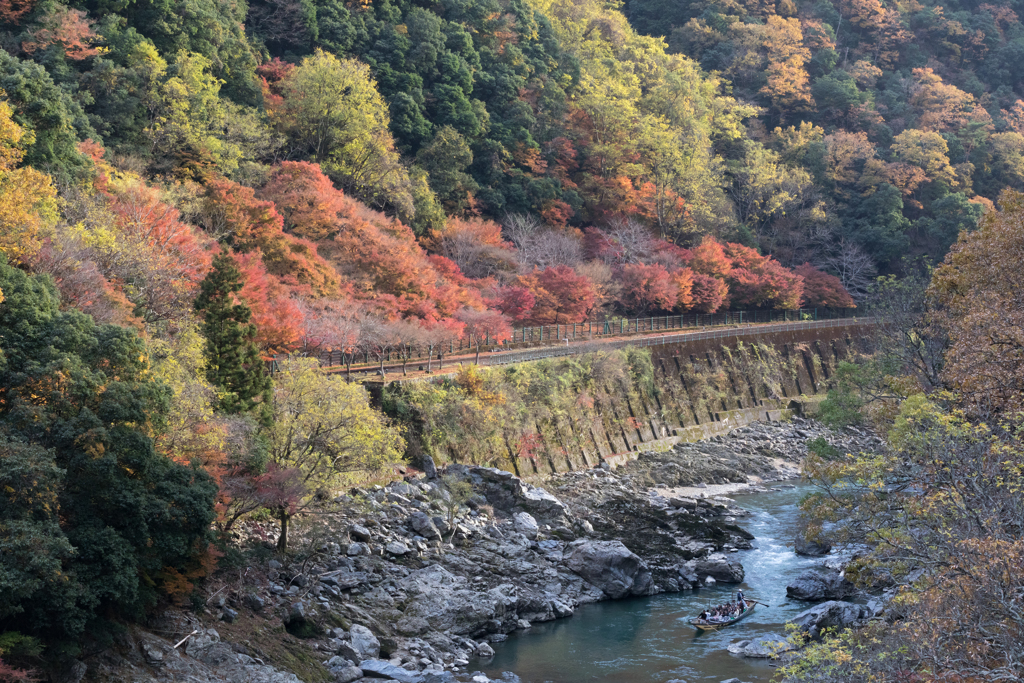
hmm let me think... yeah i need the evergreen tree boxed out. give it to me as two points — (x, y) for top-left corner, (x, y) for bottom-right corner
(194, 253), (273, 423)
(0, 255), (216, 645)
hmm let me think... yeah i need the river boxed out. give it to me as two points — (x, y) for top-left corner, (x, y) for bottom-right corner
(480, 485), (820, 683)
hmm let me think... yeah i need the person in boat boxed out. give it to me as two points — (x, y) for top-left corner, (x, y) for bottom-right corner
(698, 609), (709, 623)
(737, 589), (747, 610)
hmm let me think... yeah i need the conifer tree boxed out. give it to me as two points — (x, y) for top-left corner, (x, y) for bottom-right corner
(194, 253), (273, 423)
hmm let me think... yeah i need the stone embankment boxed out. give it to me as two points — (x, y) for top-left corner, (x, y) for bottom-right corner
(83, 417), (879, 683)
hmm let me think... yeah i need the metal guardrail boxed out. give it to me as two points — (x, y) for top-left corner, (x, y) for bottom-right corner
(478, 317), (875, 368)
(290, 307), (863, 373)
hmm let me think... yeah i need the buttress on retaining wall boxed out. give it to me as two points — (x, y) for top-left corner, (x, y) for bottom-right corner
(513, 325), (869, 477)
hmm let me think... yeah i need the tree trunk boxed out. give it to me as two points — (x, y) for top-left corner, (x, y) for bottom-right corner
(427, 345), (433, 373)
(475, 344), (481, 365)
(277, 508), (289, 551)
(438, 353), (443, 370)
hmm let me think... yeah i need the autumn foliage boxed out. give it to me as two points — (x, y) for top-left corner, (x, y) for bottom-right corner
(931, 189), (1024, 413)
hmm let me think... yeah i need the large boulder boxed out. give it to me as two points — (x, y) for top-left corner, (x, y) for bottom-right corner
(513, 512), (539, 540)
(786, 569), (855, 601)
(562, 540), (654, 599)
(727, 634), (795, 658)
(359, 659), (423, 682)
(685, 553), (745, 583)
(408, 512), (442, 541)
(469, 467), (571, 523)
(790, 601), (869, 638)
(794, 532), (832, 556)
(349, 624), (380, 661)
(398, 565), (519, 635)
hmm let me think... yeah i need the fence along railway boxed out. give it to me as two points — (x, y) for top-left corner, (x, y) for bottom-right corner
(270, 307), (866, 378)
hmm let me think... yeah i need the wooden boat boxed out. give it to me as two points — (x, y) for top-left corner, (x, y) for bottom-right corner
(690, 603), (756, 632)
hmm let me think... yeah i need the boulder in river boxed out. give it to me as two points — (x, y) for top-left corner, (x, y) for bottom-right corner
(562, 540), (654, 599)
(727, 634), (795, 658)
(684, 553), (745, 583)
(794, 532), (831, 556)
(790, 600), (868, 638)
(786, 569), (855, 601)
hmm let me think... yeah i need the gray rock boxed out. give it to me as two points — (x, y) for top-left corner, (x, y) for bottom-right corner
(55, 660), (87, 683)
(513, 512), (539, 540)
(727, 634), (795, 658)
(794, 533), (831, 556)
(269, 560), (283, 570)
(350, 624), (381, 661)
(386, 541), (410, 556)
(336, 642), (363, 663)
(347, 543), (367, 556)
(399, 565), (519, 635)
(395, 616), (430, 636)
(350, 524), (372, 542)
(141, 640), (164, 663)
(421, 673), (456, 683)
(359, 659), (425, 682)
(333, 665), (364, 683)
(245, 594), (266, 611)
(519, 485), (571, 519)
(786, 569), (855, 601)
(550, 600), (573, 618)
(562, 540), (654, 599)
(288, 602), (307, 623)
(790, 600), (867, 637)
(221, 607), (238, 623)
(409, 512), (442, 541)
(421, 455), (438, 480)
(476, 642), (495, 657)
(689, 553), (744, 583)
(472, 467), (515, 482)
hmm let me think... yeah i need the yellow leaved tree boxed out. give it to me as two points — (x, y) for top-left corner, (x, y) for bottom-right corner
(0, 95), (57, 262)
(266, 358), (404, 549)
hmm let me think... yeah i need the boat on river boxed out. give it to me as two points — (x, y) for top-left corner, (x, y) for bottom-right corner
(690, 603), (756, 632)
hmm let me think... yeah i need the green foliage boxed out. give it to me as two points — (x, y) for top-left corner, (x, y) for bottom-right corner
(275, 49), (413, 215)
(194, 253), (273, 423)
(0, 50), (93, 181)
(434, 473), (474, 540)
(385, 349), (650, 468)
(264, 358), (403, 548)
(806, 435), (840, 460)
(415, 126), (477, 215)
(624, 346), (656, 400)
(817, 362), (868, 428)
(0, 255), (217, 644)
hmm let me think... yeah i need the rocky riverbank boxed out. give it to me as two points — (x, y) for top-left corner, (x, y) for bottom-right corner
(80, 417), (881, 683)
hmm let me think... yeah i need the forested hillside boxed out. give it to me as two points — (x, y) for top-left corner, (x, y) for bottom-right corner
(1, 0), (1022, 677)
(625, 0), (1024, 272)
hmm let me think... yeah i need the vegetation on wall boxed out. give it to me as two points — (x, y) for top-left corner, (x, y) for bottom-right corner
(384, 348), (654, 470)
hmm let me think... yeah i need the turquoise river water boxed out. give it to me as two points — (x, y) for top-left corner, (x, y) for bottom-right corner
(480, 485), (818, 683)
